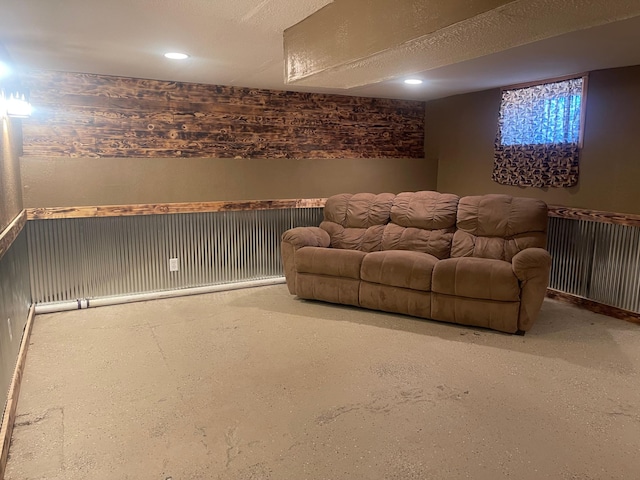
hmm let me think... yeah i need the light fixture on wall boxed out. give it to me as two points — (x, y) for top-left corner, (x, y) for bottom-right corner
(0, 46), (32, 119)
(0, 88), (32, 118)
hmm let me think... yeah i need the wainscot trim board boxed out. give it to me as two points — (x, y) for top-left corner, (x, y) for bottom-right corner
(548, 205), (640, 228)
(0, 305), (35, 480)
(0, 211), (27, 261)
(27, 202), (640, 225)
(26, 198), (328, 220)
(546, 289), (640, 325)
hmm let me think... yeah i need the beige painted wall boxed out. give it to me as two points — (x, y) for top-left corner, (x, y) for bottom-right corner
(429, 65), (640, 215)
(0, 117), (23, 231)
(21, 157), (438, 207)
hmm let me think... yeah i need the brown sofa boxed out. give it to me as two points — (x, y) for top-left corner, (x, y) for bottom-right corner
(281, 191), (551, 334)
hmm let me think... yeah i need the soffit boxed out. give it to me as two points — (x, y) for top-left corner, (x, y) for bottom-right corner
(284, 0), (640, 90)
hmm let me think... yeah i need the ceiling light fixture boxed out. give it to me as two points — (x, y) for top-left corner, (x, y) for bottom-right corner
(164, 52), (190, 60)
(404, 78), (423, 85)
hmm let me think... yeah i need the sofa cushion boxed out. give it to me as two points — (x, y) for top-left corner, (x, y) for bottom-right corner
(297, 274), (360, 307)
(452, 194), (548, 262)
(431, 294), (520, 333)
(360, 283), (431, 318)
(295, 247), (366, 279)
(432, 257), (520, 301)
(320, 193), (394, 252)
(361, 250), (438, 292)
(390, 191), (459, 229)
(381, 224), (454, 260)
(324, 192), (395, 228)
(380, 191), (459, 259)
(320, 223), (387, 252)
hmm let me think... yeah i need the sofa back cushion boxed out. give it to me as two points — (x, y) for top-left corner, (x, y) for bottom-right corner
(381, 191), (460, 259)
(451, 194), (548, 262)
(320, 193), (395, 252)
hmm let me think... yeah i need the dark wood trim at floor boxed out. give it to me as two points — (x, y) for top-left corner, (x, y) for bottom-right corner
(0, 305), (36, 479)
(0, 211), (27, 261)
(546, 289), (640, 325)
(26, 198), (328, 220)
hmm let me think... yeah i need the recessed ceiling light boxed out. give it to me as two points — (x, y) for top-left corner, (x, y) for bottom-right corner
(404, 78), (423, 85)
(164, 52), (189, 60)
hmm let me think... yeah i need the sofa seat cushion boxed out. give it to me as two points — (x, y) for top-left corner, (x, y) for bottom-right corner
(295, 247), (366, 279)
(432, 257), (520, 301)
(361, 250), (438, 292)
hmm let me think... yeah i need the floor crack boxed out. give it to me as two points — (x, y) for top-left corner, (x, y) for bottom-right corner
(224, 425), (240, 468)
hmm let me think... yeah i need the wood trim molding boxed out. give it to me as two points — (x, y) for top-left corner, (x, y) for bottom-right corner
(0, 305), (36, 479)
(548, 205), (640, 228)
(546, 289), (640, 325)
(25, 201), (640, 226)
(0, 211), (28, 261)
(26, 198), (328, 220)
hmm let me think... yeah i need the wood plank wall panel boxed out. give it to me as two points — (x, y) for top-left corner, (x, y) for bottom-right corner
(21, 70), (425, 159)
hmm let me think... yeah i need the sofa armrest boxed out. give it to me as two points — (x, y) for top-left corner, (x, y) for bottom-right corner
(282, 227), (330, 249)
(512, 248), (552, 332)
(512, 248), (551, 282)
(281, 227), (330, 294)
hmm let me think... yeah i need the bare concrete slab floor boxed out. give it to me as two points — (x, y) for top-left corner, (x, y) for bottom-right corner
(6, 285), (640, 480)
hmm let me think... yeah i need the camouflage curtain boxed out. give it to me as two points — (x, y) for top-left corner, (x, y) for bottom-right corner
(492, 77), (584, 187)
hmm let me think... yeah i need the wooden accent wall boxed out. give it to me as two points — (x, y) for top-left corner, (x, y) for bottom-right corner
(21, 70), (425, 159)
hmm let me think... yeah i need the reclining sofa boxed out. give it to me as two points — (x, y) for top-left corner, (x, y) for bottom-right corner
(281, 191), (551, 334)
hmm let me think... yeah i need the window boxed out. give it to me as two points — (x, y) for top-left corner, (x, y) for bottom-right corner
(492, 76), (587, 188)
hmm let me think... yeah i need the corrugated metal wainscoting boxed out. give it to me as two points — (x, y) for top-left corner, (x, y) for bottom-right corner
(27, 208), (323, 305)
(0, 229), (31, 408)
(26, 210), (640, 314)
(547, 216), (640, 313)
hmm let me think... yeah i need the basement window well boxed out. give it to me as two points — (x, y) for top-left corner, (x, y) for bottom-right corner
(492, 75), (588, 188)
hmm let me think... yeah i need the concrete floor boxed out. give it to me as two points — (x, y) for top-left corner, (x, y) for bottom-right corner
(5, 285), (640, 480)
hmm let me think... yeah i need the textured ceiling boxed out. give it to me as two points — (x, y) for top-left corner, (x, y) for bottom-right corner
(1, 0), (640, 101)
(285, 0), (640, 89)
